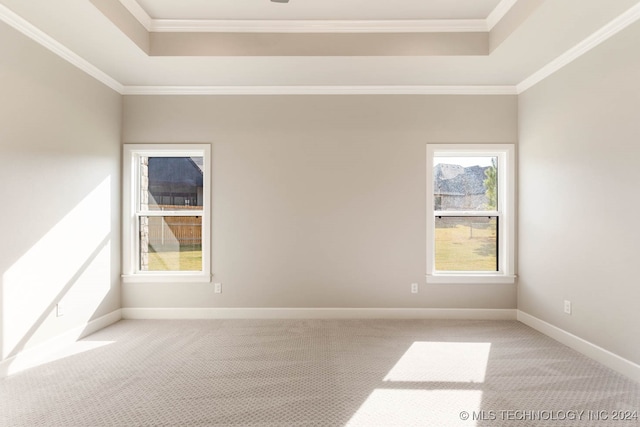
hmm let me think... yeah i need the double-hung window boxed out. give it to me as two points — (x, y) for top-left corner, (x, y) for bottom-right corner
(426, 144), (515, 284)
(122, 144), (211, 283)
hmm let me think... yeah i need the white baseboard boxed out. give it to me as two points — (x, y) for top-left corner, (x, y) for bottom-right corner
(5, 308), (636, 384)
(517, 310), (640, 383)
(121, 307), (517, 320)
(0, 309), (122, 378)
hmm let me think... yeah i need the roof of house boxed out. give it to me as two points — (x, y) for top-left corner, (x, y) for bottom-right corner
(148, 157), (204, 188)
(434, 164), (488, 196)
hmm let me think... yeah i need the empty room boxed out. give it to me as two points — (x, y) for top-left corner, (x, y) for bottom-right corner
(1, 0), (639, 425)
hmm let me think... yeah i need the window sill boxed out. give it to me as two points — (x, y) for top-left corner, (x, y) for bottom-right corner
(122, 273), (212, 284)
(426, 274), (516, 285)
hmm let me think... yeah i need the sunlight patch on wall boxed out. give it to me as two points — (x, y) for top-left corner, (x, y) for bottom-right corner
(346, 389), (482, 427)
(2, 177), (112, 359)
(383, 342), (491, 383)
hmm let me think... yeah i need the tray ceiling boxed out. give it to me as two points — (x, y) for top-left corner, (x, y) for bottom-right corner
(0, 0), (639, 94)
(134, 0), (503, 21)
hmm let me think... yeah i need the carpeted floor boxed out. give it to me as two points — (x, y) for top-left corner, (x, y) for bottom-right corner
(1, 319), (638, 426)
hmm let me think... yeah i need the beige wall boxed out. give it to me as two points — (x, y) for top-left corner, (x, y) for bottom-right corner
(1, 0), (638, 377)
(2, 1), (637, 373)
(0, 22), (122, 361)
(519, 21), (640, 364)
(123, 95), (518, 309)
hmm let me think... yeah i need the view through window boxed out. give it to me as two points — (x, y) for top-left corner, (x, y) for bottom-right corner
(433, 156), (498, 272)
(139, 156), (204, 272)
(122, 144), (211, 282)
(426, 144), (515, 283)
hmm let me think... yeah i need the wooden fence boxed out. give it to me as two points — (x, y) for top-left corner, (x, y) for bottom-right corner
(147, 211), (202, 248)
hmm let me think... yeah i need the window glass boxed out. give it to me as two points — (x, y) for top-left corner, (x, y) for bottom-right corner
(433, 156), (497, 211)
(139, 216), (202, 272)
(434, 217), (497, 272)
(141, 156), (204, 211)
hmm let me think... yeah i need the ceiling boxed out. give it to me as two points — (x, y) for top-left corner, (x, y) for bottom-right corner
(0, 0), (639, 94)
(133, 0), (503, 21)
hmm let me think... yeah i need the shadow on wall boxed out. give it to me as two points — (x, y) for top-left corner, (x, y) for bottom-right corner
(1, 176), (116, 372)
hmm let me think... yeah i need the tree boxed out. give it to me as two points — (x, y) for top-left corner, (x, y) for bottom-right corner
(483, 158), (497, 209)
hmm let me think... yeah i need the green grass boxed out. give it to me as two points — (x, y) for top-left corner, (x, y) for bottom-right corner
(146, 225), (497, 272)
(148, 248), (202, 271)
(435, 222), (497, 271)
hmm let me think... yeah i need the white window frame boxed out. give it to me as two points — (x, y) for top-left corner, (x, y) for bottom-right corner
(122, 143), (211, 283)
(426, 144), (515, 284)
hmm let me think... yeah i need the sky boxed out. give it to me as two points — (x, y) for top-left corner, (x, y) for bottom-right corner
(435, 156), (496, 167)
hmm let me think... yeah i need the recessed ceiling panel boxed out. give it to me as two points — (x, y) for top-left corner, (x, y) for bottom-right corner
(134, 0), (502, 20)
(2, 0), (640, 90)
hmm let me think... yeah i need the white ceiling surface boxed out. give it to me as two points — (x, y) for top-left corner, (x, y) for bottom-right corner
(134, 0), (502, 20)
(1, 0), (640, 91)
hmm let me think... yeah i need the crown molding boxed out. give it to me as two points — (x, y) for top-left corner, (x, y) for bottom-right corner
(0, 4), (124, 94)
(116, 1), (519, 34)
(4, 0), (640, 98)
(122, 85), (517, 96)
(117, 0), (492, 33)
(118, 0), (152, 31)
(517, 1), (640, 93)
(150, 19), (488, 33)
(487, 0), (519, 30)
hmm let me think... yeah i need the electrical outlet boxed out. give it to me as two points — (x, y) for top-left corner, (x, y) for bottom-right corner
(214, 283), (222, 294)
(564, 300), (571, 315)
(56, 303), (64, 317)
(411, 283), (419, 294)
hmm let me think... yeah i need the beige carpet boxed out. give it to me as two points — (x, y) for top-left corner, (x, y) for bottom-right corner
(1, 319), (638, 426)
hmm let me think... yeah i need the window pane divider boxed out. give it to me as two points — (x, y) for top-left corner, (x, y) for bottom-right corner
(434, 210), (500, 217)
(136, 210), (204, 217)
